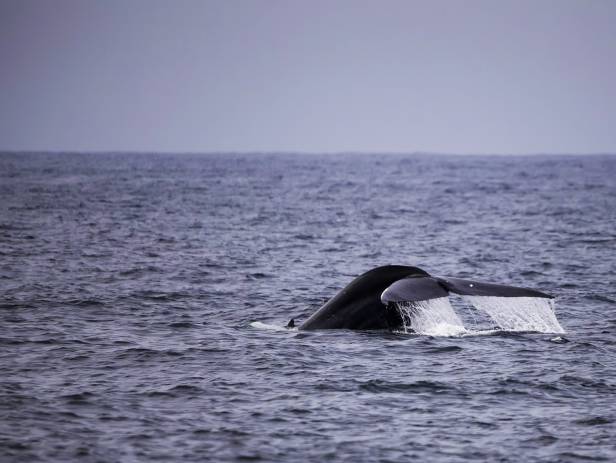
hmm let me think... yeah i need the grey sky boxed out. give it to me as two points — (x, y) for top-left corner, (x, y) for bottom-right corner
(1, 0), (615, 154)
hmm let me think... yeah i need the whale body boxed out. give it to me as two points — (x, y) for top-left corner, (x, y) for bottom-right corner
(299, 265), (553, 331)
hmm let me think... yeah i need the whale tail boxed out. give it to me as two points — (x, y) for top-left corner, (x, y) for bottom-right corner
(381, 275), (553, 304)
(434, 276), (554, 299)
(298, 265), (555, 331)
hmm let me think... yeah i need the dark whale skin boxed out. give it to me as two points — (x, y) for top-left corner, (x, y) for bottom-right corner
(299, 265), (428, 330)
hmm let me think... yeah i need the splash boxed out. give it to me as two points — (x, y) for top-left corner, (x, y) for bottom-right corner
(463, 296), (565, 334)
(395, 297), (466, 336)
(394, 295), (565, 336)
(250, 321), (293, 331)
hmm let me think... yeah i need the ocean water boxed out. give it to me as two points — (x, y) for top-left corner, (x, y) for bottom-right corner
(1, 152), (615, 462)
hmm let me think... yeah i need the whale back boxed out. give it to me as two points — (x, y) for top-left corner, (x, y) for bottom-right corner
(299, 265), (429, 330)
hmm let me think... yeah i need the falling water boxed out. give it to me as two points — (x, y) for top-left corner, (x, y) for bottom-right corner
(394, 295), (565, 336)
(395, 297), (466, 336)
(463, 296), (565, 334)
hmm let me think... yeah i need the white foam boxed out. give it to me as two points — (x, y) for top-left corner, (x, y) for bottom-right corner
(249, 321), (292, 331)
(463, 296), (565, 334)
(395, 297), (467, 337)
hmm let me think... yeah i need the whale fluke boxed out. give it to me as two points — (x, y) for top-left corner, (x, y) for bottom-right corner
(299, 265), (554, 331)
(380, 275), (554, 303)
(434, 276), (553, 299)
(380, 276), (448, 304)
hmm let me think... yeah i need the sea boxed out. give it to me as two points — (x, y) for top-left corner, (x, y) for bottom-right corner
(1, 152), (615, 462)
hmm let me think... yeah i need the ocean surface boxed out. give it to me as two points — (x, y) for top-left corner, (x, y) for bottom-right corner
(1, 152), (615, 462)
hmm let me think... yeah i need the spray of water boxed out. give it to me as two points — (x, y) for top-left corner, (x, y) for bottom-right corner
(394, 295), (565, 336)
(463, 296), (565, 334)
(395, 297), (466, 336)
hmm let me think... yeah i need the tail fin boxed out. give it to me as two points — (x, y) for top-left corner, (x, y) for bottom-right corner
(434, 276), (554, 299)
(380, 276), (448, 303)
(380, 275), (553, 304)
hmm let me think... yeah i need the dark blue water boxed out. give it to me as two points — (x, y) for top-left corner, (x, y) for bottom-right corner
(1, 152), (615, 462)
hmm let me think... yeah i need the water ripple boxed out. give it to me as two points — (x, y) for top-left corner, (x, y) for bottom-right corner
(1, 153), (615, 462)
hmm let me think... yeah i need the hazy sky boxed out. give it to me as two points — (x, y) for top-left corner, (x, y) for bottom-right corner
(1, 0), (615, 154)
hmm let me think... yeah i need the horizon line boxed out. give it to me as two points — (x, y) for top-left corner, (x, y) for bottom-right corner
(1, 150), (616, 157)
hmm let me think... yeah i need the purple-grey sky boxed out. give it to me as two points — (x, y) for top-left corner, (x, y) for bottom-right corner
(1, 0), (615, 154)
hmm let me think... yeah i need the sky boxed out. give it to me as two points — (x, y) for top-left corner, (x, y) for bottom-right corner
(1, 0), (615, 154)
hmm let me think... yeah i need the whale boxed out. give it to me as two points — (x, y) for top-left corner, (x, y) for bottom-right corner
(298, 265), (553, 331)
